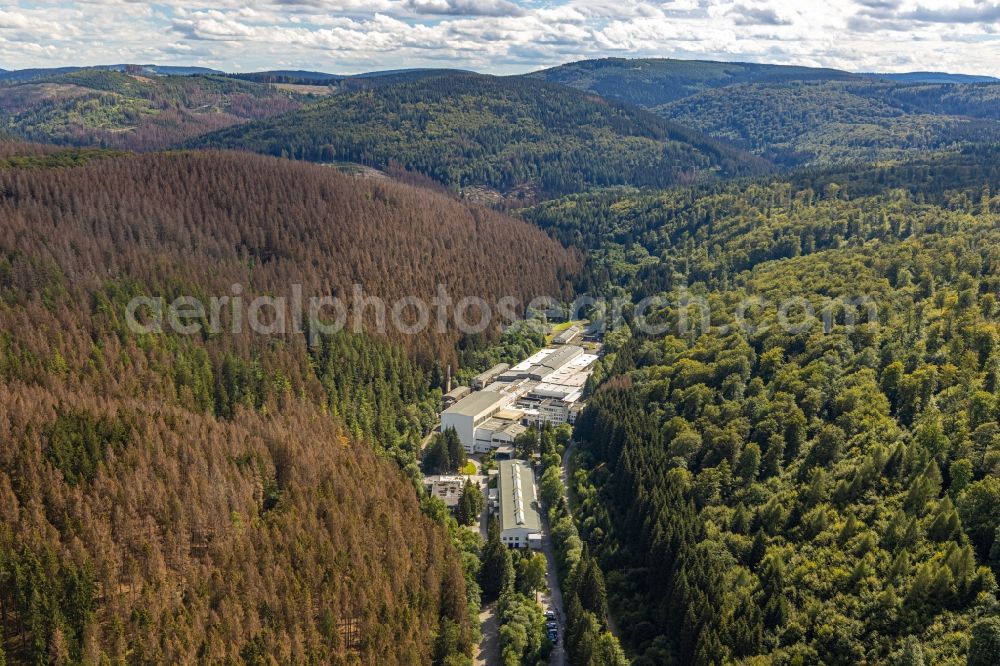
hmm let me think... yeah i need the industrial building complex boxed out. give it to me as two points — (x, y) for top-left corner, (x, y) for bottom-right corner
(441, 344), (598, 454)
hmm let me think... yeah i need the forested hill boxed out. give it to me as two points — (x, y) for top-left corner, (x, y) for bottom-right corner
(873, 72), (1000, 84)
(659, 80), (1000, 166)
(188, 72), (770, 201)
(531, 58), (1000, 167)
(530, 57), (856, 108)
(525, 151), (1000, 663)
(0, 69), (323, 150)
(0, 148), (578, 663)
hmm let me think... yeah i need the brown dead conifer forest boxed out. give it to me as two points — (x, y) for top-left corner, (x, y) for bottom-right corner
(0, 148), (580, 663)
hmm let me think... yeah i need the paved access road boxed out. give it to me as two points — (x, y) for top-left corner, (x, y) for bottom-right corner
(475, 602), (500, 666)
(471, 451), (572, 666)
(474, 457), (499, 666)
(540, 499), (567, 666)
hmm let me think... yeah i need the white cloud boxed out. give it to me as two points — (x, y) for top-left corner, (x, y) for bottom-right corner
(0, 0), (996, 75)
(728, 3), (793, 25)
(904, 1), (1000, 23)
(404, 0), (527, 16)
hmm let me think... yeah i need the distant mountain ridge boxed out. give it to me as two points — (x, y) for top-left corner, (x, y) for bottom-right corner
(866, 71), (1000, 84)
(529, 57), (859, 107)
(530, 57), (1000, 108)
(228, 69), (341, 83)
(0, 69), (317, 150)
(6, 58), (996, 87)
(0, 66), (85, 83)
(7, 57), (1000, 172)
(1, 64), (476, 86)
(0, 64), (225, 82)
(532, 57), (1000, 167)
(226, 67), (471, 87)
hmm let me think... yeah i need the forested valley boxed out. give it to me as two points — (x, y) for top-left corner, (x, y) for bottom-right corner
(1, 52), (1000, 666)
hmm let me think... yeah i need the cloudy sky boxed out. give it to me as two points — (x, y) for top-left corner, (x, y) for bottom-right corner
(2, 0), (1000, 75)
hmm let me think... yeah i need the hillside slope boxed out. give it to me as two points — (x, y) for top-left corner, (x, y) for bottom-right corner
(0, 149), (579, 663)
(190, 72), (770, 201)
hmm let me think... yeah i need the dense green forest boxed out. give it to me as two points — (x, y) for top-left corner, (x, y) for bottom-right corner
(0, 147), (579, 663)
(523, 150), (1000, 663)
(0, 70), (317, 150)
(189, 72), (769, 201)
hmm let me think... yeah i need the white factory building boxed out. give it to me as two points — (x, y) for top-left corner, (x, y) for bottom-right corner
(474, 413), (527, 453)
(440, 391), (515, 454)
(498, 459), (542, 549)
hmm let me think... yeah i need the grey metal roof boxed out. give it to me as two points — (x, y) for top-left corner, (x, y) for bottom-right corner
(553, 326), (581, 344)
(474, 363), (510, 382)
(525, 345), (582, 379)
(499, 422), (526, 436)
(442, 390), (506, 418)
(498, 459), (541, 533)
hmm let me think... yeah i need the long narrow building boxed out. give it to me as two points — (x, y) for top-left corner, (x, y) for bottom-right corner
(497, 459), (541, 549)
